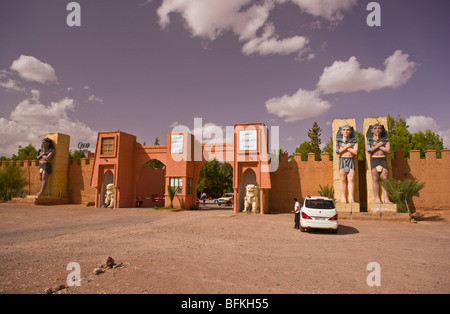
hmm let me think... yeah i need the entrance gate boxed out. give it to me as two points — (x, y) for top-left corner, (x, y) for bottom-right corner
(90, 123), (275, 213)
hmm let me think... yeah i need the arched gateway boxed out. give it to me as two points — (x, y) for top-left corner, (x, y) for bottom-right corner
(90, 123), (277, 213)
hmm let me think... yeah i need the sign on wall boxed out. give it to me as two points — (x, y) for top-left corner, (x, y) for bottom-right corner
(239, 130), (257, 151)
(171, 134), (184, 154)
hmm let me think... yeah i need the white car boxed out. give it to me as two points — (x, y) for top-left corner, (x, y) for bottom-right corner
(300, 196), (338, 233)
(218, 193), (234, 206)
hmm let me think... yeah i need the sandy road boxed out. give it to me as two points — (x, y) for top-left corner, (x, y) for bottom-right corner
(0, 203), (449, 294)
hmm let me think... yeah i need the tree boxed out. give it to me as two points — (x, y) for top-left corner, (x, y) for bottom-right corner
(308, 122), (322, 160)
(197, 159), (233, 198)
(0, 166), (28, 202)
(356, 130), (365, 161)
(145, 159), (165, 169)
(388, 114), (445, 158)
(323, 136), (334, 161)
(69, 150), (86, 159)
(154, 137), (160, 145)
(11, 144), (37, 161)
(387, 114), (413, 158)
(294, 141), (313, 161)
(411, 130), (444, 158)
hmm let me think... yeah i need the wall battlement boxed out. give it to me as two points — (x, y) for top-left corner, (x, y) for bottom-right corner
(2, 149), (449, 211)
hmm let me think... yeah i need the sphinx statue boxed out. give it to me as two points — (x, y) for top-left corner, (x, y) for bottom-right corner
(104, 183), (115, 208)
(244, 184), (259, 213)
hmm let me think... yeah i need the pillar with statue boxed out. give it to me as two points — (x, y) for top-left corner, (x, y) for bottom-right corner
(363, 117), (397, 212)
(332, 119), (360, 213)
(31, 133), (71, 205)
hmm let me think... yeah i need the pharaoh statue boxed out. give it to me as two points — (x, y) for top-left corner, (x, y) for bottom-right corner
(104, 183), (115, 208)
(36, 137), (55, 196)
(336, 125), (358, 203)
(365, 123), (392, 204)
(244, 184), (259, 213)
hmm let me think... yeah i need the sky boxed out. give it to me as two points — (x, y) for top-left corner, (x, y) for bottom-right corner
(1, 0), (449, 158)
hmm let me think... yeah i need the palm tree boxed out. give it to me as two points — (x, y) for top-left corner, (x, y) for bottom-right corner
(379, 178), (425, 213)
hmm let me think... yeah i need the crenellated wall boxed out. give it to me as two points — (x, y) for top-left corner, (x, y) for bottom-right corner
(391, 149), (450, 211)
(2, 149), (449, 211)
(67, 158), (96, 205)
(0, 158), (96, 204)
(269, 153), (333, 213)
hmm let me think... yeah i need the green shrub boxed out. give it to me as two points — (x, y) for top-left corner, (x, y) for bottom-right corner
(379, 178), (425, 213)
(0, 166), (28, 202)
(318, 184), (335, 202)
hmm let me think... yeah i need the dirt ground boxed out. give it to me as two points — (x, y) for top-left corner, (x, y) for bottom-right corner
(0, 202), (449, 294)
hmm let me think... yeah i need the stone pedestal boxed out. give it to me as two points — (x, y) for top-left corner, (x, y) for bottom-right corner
(11, 195), (71, 205)
(336, 202), (360, 213)
(368, 203), (397, 213)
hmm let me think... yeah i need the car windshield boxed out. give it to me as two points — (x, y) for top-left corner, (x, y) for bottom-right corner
(305, 200), (335, 209)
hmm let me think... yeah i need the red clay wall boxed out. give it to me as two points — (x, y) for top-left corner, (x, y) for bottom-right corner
(68, 158), (96, 205)
(0, 158), (96, 204)
(2, 149), (449, 211)
(391, 150), (450, 211)
(269, 153), (333, 213)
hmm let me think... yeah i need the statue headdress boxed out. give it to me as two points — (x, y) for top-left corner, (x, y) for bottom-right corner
(336, 125), (357, 153)
(366, 123), (389, 145)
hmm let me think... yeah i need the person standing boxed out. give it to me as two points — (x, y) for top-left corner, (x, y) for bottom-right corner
(293, 198), (301, 229)
(201, 192), (207, 206)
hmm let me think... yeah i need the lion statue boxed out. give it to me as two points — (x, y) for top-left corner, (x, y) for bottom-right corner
(104, 183), (115, 208)
(244, 184), (259, 213)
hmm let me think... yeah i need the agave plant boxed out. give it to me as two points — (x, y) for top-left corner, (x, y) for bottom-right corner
(167, 185), (178, 209)
(379, 178), (425, 213)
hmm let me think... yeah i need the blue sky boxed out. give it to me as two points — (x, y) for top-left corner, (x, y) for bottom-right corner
(1, 0), (449, 157)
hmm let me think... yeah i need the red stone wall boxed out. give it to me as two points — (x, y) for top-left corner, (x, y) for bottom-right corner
(2, 149), (449, 211)
(391, 150), (450, 211)
(269, 153), (333, 213)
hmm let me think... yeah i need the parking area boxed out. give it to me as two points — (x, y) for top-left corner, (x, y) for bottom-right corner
(0, 203), (449, 294)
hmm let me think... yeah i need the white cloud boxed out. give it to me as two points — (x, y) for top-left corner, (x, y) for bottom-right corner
(266, 50), (417, 122)
(10, 55), (58, 84)
(441, 129), (450, 149)
(0, 70), (27, 93)
(317, 50), (417, 94)
(406, 116), (440, 134)
(156, 0), (354, 57)
(0, 78), (26, 93)
(406, 115), (450, 148)
(241, 23), (309, 56)
(0, 91), (97, 158)
(291, 0), (357, 22)
(10, 90), (75, 126)
(88, 94), (104, 103)
(265, 88), (331, 122)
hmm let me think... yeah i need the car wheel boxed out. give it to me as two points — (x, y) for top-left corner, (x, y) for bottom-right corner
(300, 227), (307, 232)
(331, 229), (338, 234)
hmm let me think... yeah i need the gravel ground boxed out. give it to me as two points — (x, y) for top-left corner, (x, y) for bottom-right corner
(0, 203), (449, 294)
